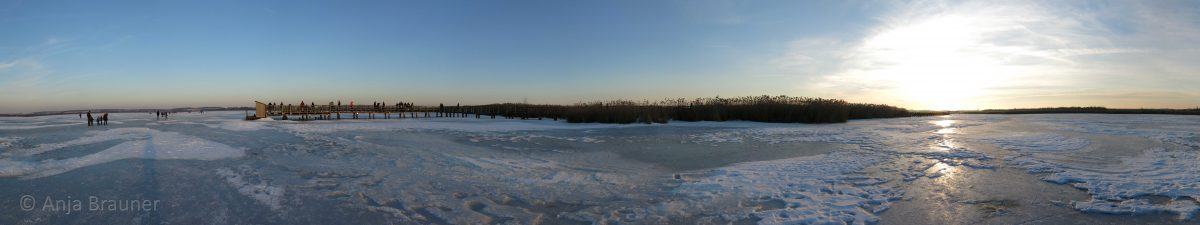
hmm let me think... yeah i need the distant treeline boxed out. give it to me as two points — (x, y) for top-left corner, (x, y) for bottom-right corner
(561, 95), (938, 124)
(963, 107), (1200, 115)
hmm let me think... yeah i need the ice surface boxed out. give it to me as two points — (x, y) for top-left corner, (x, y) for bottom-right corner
(676, 125), (874, 146)
(674, 151), (902, 225)
(4, 127), (148, 156)
(0, 127), (244, 179)
(0, 122), (82, 130)
(1010, 147), (1200, 219)
(977, 132), (1091, 152)
(276, 117), (641, 133)
(688, 131), (744, 144)
(979, 115), (1200, 220)
(0, 136), (20, 149)
(466, 133), (606, 144)
(204, 119), (273, 131)
(217, 166), (286, 212)
(3, 112), (1198, 224)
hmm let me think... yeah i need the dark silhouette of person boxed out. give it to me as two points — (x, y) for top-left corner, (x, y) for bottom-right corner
(86, 111), (93, 126)
(102, 113), (108, 125)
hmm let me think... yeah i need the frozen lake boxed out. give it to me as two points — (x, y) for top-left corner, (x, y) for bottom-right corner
(1, 111), (1198, 224)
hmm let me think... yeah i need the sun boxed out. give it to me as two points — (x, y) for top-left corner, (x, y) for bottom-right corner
(852, 14), (1021, 110)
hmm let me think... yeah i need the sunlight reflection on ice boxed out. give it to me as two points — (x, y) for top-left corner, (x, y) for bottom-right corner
(928, 162), (957, 179)
(931, 119), (956, 128)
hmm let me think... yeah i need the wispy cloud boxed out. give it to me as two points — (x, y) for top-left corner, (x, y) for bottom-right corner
(0, 36), (77, 112)
(777, 0), (1200, 109)
(0, 58), (51, 94)
(43, 37), (66, 46)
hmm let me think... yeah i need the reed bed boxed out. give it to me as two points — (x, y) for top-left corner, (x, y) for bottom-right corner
(563, 95), (931, 124)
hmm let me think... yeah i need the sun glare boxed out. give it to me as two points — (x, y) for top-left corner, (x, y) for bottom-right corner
(856, 14), (1020, 110)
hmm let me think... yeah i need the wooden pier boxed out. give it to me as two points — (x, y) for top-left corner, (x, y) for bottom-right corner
(250, 101), (568, 121)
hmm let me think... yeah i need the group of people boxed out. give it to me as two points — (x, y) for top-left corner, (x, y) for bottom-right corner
(264, 100), (427, 120)
(156, 111), (170, 119)
(82, 111), (108, 126)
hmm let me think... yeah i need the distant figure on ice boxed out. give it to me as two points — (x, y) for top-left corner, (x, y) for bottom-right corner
(101, 113), (109, 125)
(86, 111), (93, 126)
(351, 101), (358, 119)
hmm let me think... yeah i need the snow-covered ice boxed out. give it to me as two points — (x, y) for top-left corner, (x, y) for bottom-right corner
(2, 111), (1198, 224)
(674, 151), (902, 225)
(0, 127), (245, 179)
(975, 114), (1200, 220)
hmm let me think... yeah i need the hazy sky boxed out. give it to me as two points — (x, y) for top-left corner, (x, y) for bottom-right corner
(2, 0), (1198, 113)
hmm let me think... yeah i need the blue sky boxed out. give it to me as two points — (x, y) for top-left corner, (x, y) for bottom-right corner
(1, 0), (1198, 113)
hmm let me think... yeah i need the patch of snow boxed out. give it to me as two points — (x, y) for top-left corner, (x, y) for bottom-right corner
(1010, 147), (1200, 219)
(673, 151), (902, 225)
(0, 122), (82, 130)
(1074, 198), (1199, 220)
(203, 120), (273, 131)
(217, 166), (286, 212)
(0, 136), (20, 149)
(0, 128), (245, 178)
(5, 127), (149, 157)
(466, 133), (606, 144)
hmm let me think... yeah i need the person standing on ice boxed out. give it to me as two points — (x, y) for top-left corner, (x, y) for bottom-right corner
(86, 111), (93, 126)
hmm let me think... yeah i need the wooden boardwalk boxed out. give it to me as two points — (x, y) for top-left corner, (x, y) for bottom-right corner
(250, 101), (568, 121)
